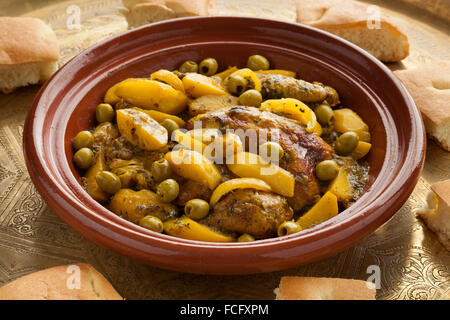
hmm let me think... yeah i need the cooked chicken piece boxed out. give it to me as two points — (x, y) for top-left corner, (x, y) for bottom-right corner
(175, 179), (212, 206)
(187, 106), (334, 210)
(108, 158), (156, 190)
(207, 189), (294, 238)
(257, 73), (327, 103)
(93, 122), (119, 151)
(188, 94), (239, 116)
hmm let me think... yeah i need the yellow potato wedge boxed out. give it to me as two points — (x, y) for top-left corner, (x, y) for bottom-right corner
(352, 141), (372, 160)
(226, 68), (261, 92)
(163, 216), (234, 242)
(204, 132), (244, 162)
(150, 69), (185, 92)
(85, 151), (109, 202)
(260, 98), (321, 135)
(328, 168), (354, 202)
(116, 108), (168, 151)
(104, 78), (136, 105)
(214, 66), (239, 80)
(165, 148), (222, 190)
(297, 191), (338, 229)
(110, 189), (176, 223)
(172, 129), (208, 154)
(210, 178), (272, 206)
(182, 73), (228, 98)
(256, 69), (297, 78)
(133, 108), (185, 127)
(333, 108), (371, 142)
(227, 152), (295, 197)
(113, 78), (188, 114)
(186, 128), (221, 144)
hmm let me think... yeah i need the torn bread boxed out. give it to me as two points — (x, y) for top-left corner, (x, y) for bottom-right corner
(0, 17), (59, 94)
(214, 0), (297, 22)
(415, 180), (450, 251)
(296, 0), (409, 62)
(0, 264), (123, 300)
(120, 0), (215, 28)
(394, 61), (450, 151)
(275, 276), (376, 300)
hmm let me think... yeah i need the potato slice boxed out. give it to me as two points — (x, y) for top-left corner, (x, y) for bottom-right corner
(110, 189), (176, 223)
(188, 94), (238, 116)
(204, 132), (244, 163)
(150, 69), (185, 92)
(186, 128), (221, 144)
(113, 78), (188, 114)
(104, 78), (136, 105)
(214, 66), (239, 80)
(85, 151), (109, 202)
(182, 73), (228, 98)
(333, 108), (371, 142)
(116, 108), (168, 151)
(352, 141), (372, 160)
(133, 108), (185, 127)
(328, 168), (354, 202)
(260, 98), (321, 135)
(172, 129), (208, 154)
(165, 148), (222, 190)
(297, 191), (338, 229)
(227, 152), (295, 197)
(256, 69), (297, 78)
(210, 178), (272, 206)
(163, 216), (234, 242)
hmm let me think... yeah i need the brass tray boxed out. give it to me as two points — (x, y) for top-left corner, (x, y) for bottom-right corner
(0, 0), (449, 300)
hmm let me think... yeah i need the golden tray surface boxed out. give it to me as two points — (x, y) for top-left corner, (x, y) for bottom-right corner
(0, 0), (448, 299)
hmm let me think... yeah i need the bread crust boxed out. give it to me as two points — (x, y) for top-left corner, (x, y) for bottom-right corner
(0, 17), (59, 65)
(394, 61), (450, 151)
(0, 264), (122, 300)
(275, 276), (376, 300)
(296, 0), (409, 61)
(416, 180), (450, 250)
(123, 0), (213, 16)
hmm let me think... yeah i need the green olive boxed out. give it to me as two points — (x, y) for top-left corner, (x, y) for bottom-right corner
(72, 130), (94, 150)
(314, 104), (334, 125)
(151, 158), (172, 182)
(247, 55), (270, 71)
(160, 119), (179, 136)
(277, 221), (302, 237)
(73, 147), (94, 169)
(315, 160), (339, 181)
(95, 171), (122, 194)
(179, 60), (198, 73)
(259, 141), (284, 161)
(238, 89), (262, 107)
(238, 233), (255, 242)
(157, 178), (179, 202)
(184, 199), (210, 220)
(225, 75), (248, 96)
(139, 215), (163, 233)
(199, 58), (218, 76)
(96, 103), (115, 123)
(335, 132), (359, 155)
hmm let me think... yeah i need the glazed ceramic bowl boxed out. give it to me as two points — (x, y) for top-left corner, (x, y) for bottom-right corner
(24, 16), (425, 274)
